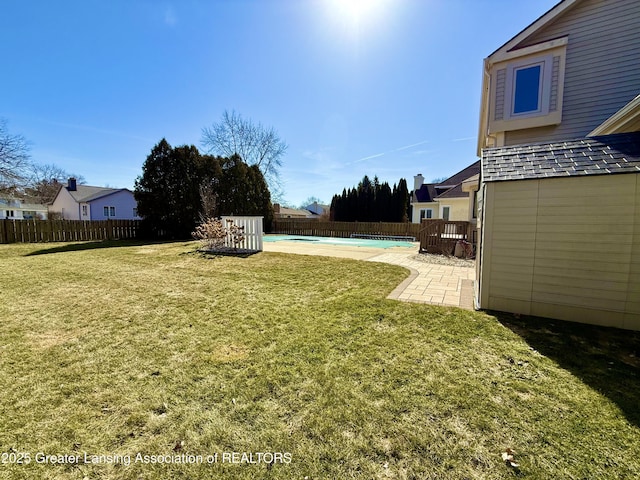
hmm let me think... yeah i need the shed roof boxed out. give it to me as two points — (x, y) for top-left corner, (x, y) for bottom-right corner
(482, 132), (640, 182)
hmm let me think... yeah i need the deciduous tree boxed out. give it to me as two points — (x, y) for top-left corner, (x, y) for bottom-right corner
(201, 110), (287, 202)
(0, 119), (30, 194)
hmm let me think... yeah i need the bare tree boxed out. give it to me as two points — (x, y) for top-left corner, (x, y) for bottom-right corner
(0, 118), (31, 194)
(25, 163), (86, 204)
(201, 110), (287, 202)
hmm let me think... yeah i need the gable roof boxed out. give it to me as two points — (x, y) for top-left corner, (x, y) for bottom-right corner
(482, 132), (640, 182)
(435, 161), (481, 190)
(414, 183), (438, 203)
(488, 0), (578, 59)
(276, 206), (310, 217)
(413, 161), (481, 202)
(55, 184), (130, 204)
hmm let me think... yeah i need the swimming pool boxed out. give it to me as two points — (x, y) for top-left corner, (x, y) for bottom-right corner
(263, 235), (417, 249)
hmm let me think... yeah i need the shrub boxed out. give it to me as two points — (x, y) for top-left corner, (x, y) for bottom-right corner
(192, 217), (227, 250)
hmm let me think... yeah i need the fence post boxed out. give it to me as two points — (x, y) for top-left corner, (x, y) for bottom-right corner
(0, 219), (7, 244)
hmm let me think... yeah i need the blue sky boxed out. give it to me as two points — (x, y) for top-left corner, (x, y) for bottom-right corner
(1, 0), (558, 207)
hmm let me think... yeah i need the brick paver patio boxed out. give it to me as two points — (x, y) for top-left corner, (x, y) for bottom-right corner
(263, 239), (476, 310)
(366, 252), (475, 310)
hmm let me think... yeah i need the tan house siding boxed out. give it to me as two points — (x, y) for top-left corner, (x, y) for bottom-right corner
(627, 174), (640, 327)
(480, 174), (640, 330)
(504, 0), (640, 145)
(480, 180), (538, 314)
(443, 197), (473, 222)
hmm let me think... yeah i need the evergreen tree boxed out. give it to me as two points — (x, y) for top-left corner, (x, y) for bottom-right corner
(135, 141), (273, 238)
(134, 139), (203, 239)
(396, 178), (409, 222)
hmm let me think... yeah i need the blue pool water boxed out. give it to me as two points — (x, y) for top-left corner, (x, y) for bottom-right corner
(263, 235), (417, 249)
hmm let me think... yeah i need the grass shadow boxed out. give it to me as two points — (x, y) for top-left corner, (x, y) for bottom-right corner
(189, 247), (261, 259)
(495, 312), (640, 427)
(24, 239), (192, 256)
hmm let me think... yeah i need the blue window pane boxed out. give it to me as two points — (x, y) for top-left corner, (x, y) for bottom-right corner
(514, 65), (541, 114)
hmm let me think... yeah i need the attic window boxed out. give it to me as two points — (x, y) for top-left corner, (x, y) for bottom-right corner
(513, 64), (542, 114)
(504, 53), (554, 120)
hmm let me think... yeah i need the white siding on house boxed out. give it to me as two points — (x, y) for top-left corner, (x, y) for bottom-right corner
(49, 189), (80, 220)
(480, 174), (640, 330)
(504, 0), (640, 145)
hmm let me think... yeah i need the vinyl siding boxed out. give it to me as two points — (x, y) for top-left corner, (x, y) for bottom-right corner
(494, 68), (506, 121)
(504, 0), (640, 145)
(89, 190), (139, 220)
(627, 174), (640, 328)
(480, 173), (640, 330)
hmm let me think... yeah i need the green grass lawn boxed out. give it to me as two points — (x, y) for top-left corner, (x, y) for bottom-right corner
(0, 241), (638, 479)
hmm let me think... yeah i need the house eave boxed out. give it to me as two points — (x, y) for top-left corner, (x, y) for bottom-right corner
(488, 0), (579, 58)
(588, 94), (640, 136)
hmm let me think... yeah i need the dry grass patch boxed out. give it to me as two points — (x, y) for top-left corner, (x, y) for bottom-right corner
(0, 240), (638, 479)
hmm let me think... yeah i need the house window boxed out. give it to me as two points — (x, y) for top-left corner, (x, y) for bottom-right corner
(513, 64), (542, 114)
(419, 209), (433, 220)
(442, 206), (450, 221)
(109, 206), (116, 217)
(504, 54), (554, 120)
(82, 205), (88, 216)
(6, 210), (15, 218)
(103, 206), (109, 217)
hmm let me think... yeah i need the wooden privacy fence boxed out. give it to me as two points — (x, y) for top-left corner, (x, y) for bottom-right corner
(419, 219), (476, 254)
(272, 219), (421, 239)
(0, 219), (140, 244)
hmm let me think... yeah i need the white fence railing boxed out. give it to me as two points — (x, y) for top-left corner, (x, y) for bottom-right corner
(221, 216), (264, 252)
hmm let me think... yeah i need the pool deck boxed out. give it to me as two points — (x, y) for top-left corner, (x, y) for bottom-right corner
(262, 240), (475, 310)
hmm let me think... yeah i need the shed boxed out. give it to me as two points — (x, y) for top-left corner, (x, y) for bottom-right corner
(476, 132), (640, 330)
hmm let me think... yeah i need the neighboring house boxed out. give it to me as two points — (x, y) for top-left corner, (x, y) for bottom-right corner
(411, 161), (480, 224)
(476, 0), (640, 330)
(304, 202), (330, 218)
(273, 203), (314, 219)
(0, 198), (48, 220)
(49, 178), (140, 221)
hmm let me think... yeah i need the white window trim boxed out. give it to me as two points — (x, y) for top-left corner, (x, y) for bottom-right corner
(420, 208), (433, 220)
(488, 41), (566, 136)
(504, 54), (553, 121)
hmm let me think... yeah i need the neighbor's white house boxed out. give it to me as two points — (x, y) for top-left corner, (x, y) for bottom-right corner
(0, 198), (49, 220)
(410, 161), (480, 224)
(49, 178), (140, 221)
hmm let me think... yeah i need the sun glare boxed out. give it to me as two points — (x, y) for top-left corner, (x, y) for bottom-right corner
(325, 0), (390, 29)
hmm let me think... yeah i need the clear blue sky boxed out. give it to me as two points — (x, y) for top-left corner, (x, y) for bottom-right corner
(1, 0), (558, 207)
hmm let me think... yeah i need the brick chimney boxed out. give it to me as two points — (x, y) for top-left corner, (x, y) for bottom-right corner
(67, 177), (77, 191)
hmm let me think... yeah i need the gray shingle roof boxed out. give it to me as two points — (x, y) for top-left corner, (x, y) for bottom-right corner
(68, 185), (126, 202)
(482, 132), (640, 182)
(414, 183), (438, 203)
